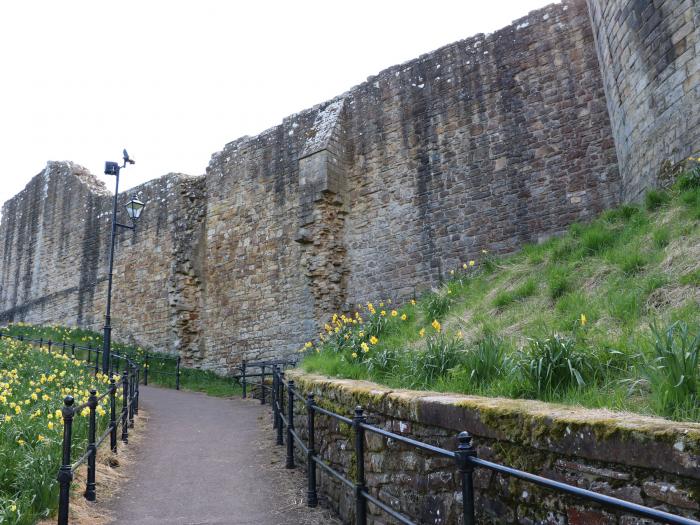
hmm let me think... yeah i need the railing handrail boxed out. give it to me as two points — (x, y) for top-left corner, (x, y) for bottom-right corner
(268, 367), (700, 525)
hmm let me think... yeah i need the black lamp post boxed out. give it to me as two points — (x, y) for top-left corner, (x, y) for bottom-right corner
(101, 150), (145, 374)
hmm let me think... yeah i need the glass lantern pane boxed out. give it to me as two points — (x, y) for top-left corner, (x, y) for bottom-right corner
(125, 198), (145, 220)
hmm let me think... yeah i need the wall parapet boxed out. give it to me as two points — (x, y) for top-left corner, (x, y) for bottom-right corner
(289, 370), (700, 523)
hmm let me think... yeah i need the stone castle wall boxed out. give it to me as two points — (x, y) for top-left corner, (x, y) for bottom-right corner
(587, 0), (700, 201)
(0, 0), (697, 370)
(0, 162), (205, 355)
(289, 371), (700, 524)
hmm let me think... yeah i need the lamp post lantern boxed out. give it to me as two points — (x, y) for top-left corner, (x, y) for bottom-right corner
(101, 149), (145, 374)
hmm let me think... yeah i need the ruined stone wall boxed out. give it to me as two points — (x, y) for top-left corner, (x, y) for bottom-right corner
(0, 0), (644, 369)
(587, 0), (700, 201)
(340, 0), (619, 302)
(0, 162), (205, 354)
(290, 372), (700, 524)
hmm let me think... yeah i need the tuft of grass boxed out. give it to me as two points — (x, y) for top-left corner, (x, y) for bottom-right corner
(644, 189), (670, 211)
(493, 278), (537, 309)
(580, 224), (616, 255)
(407, 334), (465, 387)
(547, 265), (570, 299)
(520, 334), (595, 398)
(679, 269), (700, 287)
(646, 322), (700, 420)
(652, 227), (671, 249)
(460, 335), (511, 387)
(606, 247), (648, 275)
(420, 292), (452, 321)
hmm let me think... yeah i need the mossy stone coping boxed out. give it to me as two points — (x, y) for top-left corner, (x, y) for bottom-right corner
(288, 371), (700, 479)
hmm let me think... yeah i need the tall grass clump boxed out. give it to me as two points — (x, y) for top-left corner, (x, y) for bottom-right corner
(420, 292), (452, 321)
(646, 321), (700, 420)
(461, 335), (510, 387)
(408, 334), (464, 387)
(644, 189), (670, 211)
(520, 334), (595, 398)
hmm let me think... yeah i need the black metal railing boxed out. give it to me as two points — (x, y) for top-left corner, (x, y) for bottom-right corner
(231, 358), (298, 402)
(256, 365), (699, 525)
(0, 331), (141, 525)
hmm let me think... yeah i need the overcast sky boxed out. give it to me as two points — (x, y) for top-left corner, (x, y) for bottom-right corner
(0, 0), (556, 212)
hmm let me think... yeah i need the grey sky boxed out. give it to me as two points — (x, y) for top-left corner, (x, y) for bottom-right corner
(0, 0), (557, 212)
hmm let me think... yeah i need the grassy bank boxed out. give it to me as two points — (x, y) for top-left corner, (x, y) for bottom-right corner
(0, 324), (240, 399)
(0, 337), (113, 523)
(302, 170), (700, 421)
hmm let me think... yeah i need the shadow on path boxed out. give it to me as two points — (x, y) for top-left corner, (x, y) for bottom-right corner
(107, 386), (337, 525)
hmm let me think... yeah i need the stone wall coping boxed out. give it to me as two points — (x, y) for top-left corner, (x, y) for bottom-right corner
(289, 371), (700, 479)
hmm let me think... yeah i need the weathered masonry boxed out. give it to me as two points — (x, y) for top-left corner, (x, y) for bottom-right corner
(288, 371), (700, 524)
(1, 0), (698, 371)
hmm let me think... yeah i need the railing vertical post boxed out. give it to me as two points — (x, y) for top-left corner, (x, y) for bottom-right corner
(85, 389), (98, 501)
(134, 367), (140, 415)
(176, 356), (181, 390)
(57, 396), (75, 525)
(306, 393), (318, 507)
(144, 353), (149, 386)
(87, 344), (92, 364)
(110, 376), (117, 453)
(48, 339), (52, 354)
(94, 347), (99, 375)
(62, 340), (66, 355)
(241, 360), (247, 399)
(353, 406), (367, 525)
(121, 370), (129, 443)
(71, 343), (75, 358)
(260, 365), (266, 404)
(286, 380), (295, 469)
(272, 367), (278, 429)
(129, 366), (135, 428)
(276, 369), (284, 446)
(455, 431), (477, 525)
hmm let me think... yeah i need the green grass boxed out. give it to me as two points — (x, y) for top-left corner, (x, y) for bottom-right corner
(0, 337), (111, 523)
(0, 324), (240, 399)
(302, 177), (700, 422)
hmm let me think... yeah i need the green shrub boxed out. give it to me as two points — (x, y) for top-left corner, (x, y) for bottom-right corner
(521, 334), (594, 397)
(420, 292), (452, 321)
(408, 334), (465, 387)
(462, 335), (510, 386)
(646, 321), (700, 420)
(644, 189), (669, 211)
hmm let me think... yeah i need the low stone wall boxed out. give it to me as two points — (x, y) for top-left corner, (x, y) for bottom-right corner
(288, 371), (700, 524)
